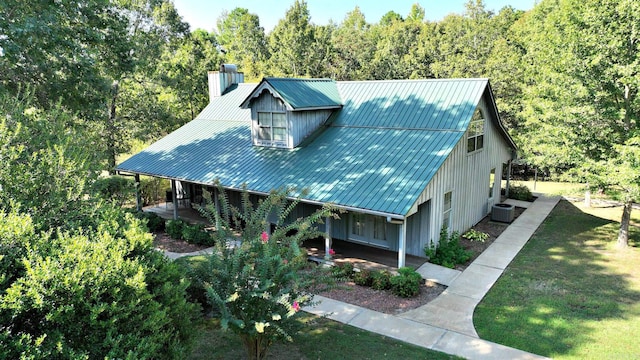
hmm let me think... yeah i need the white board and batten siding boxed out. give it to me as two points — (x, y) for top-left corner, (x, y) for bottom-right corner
(409, 90), (513, 254)
(250, 92), (332, 148)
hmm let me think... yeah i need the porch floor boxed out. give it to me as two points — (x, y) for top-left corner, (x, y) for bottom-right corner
(303, 237), (427, 272)
(143, 203), (208, 224)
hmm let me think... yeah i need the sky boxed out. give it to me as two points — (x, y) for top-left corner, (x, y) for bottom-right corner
(173, 0), (536, 34)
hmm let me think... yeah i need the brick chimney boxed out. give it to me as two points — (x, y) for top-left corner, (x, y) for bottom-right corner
(208, 64), (244, 102)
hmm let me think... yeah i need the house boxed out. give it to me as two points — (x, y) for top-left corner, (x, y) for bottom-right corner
(116, 65), (517, 268)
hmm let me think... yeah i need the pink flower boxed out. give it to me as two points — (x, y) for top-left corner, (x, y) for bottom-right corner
(292, 301), (300, 312)
(328, 248), (336, 256)
(261, 231), (269, 243)
(282, 259), (288, 265)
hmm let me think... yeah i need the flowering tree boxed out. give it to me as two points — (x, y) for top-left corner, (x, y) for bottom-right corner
(195, 186), (337, 360)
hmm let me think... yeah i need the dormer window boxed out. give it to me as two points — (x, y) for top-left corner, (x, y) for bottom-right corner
(257, 111), (287, 147)
(240, 77), (343, 149)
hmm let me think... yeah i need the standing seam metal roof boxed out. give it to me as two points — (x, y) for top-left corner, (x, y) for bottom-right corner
(117, 78), (494, 217)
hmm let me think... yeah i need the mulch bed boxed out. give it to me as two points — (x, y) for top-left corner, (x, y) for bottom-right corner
(153, 232), (211, 253)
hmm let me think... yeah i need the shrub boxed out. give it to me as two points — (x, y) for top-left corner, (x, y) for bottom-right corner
(166, 219), (187, 239)
(182, 223), (214, 246)
(390, 267), (422, 298)
(353, 269), (373, 287)
(371, 270), (392, 290)
(135, 211), (166, 232)
(0, 209), (199, 359)
(139, 176), (171, 206)
(424, 227), (473, 269)
(92, 175), (135, 206)
(331, 261), (354, 280)
(463, 228), (489, 243)
(508, 184), (534, 201)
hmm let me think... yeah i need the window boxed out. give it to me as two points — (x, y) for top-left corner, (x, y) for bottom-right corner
(351, 213), (365, 237)
(257, 111), (287, 146)
(489, 168), (496, 198)
(349, 213), (388, 246)
(373, 216), (386, 241)
(443, 191), (452, 229)
(467, 109), (485, 153)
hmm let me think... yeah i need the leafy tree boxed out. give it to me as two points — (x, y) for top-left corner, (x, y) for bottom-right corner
(330, 7), (375, 80)
(102, 0), (190, 173)
(190, 186), (337, 360)
(268, 0), (315, 77)
(159, 29), (223, 122)
(0, 0), (190, 172)
(0, 93), (102, 232)
(367, 6), (432, 80)
(217, 8), (269, 81)
(516, 0), (639, 246)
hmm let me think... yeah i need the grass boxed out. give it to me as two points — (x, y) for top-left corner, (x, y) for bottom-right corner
(188, 313), (461, 359)
(474, 200), (640, 359)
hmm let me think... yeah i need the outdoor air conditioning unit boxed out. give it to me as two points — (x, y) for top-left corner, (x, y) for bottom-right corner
(491, 203), (515, 223)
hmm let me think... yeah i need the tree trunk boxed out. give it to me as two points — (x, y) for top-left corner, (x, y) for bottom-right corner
(617, 198), (632, 249)
(107, 80), (119, 175)
(241, 334), (269, 360)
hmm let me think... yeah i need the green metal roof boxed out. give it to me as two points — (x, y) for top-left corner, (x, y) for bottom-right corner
(117, 78), (500, 217)
(241, 78), (342, 110)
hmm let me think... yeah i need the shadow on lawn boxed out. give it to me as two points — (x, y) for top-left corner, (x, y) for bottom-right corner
(475, 200), (640, 358)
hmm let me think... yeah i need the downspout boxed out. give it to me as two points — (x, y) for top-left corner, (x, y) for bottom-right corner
(506, 160), (512, 199)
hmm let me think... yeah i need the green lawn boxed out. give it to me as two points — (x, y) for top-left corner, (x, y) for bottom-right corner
(474, 200), (640, 359)
(188, 313), (460, 359)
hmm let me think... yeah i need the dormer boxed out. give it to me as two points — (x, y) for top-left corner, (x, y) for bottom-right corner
(240, 78), (342, 149)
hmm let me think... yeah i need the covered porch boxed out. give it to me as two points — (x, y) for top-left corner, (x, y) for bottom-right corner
(143, 203), (209, 224)
(142, 204), (423, 272)
(303, 237), (427, 272)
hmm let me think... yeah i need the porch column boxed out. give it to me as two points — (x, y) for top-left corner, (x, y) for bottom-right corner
(505, 160), (512, 198)
(134, 174), (142, 212)
(213, 187), (221, 229)
(171, 180), (178, 220)
(324, 216), (332, 260)
(398, 220), (407, 268)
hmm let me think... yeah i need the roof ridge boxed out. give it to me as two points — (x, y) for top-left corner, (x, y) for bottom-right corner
(337, 78), (488, 84)
(265, 77), (334, 82)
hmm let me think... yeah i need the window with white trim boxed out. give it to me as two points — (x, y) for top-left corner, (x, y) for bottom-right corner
(443, 191), (452, 229)
(257, 111), (287, 147)
(467, 109), (485, 153)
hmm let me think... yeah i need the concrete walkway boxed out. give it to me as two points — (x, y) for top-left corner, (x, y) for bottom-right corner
(305, 195), (560, 360)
